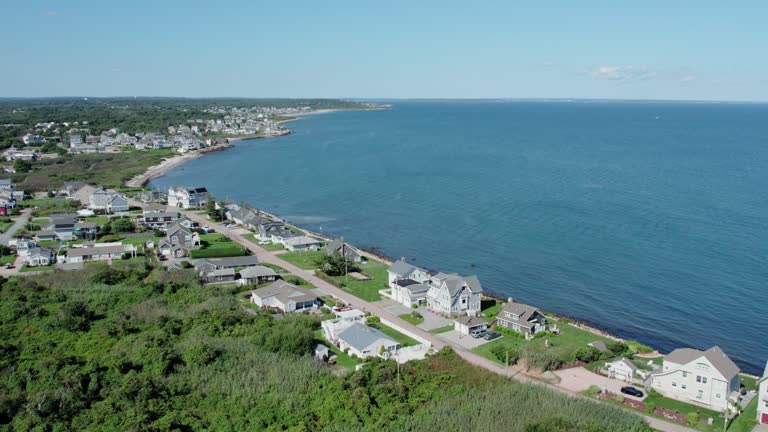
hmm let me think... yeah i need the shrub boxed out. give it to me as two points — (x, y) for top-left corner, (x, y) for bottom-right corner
(522, 349), (563, 371)
(645, 402), (656, 414)
(366, 316), (381, 325)
(587, 385), (602, 396)
(574, 346), (602, 363)
(490, 345), (519, 365)
(615, 394), (624, 403)
(686, 412), (699, 426)
(607, 341), (630, 356)
(183, 341), (220, 367)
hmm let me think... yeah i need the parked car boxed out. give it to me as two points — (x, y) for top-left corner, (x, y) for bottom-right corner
(620, 386), (644, 398)
(482, 331), (501, 341)
(470, 328), (487, 338)
(5, 263), (14, 269)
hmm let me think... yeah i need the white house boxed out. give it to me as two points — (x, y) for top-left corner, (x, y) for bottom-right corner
(88, 188), (129, 213)
(66, 244), (136, 263)
(386, 260), (432, 307)
(15, 238), (37, 257)
(758, 361), (768, 425)
(167, 186), (208, 208)
(453, 315), (488, 336)
(650, 346), (741, 412)
(26, 247), (54, 267)
(606, 358), (638, 382)
(238, 265), (279, 286)
(250, 281), (319, 313)
(282, 235), (325, 252)
(425, 272), (483, 316)
(321, 309), (367, 342)
(336, 323), (400, 359)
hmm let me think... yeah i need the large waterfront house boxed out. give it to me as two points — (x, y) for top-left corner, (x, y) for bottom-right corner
(227, 206), (266, 229)
(257, 221), (297, 242)
(250, 281), (319, 313)
(385, 259), (482, 315)
(425, 272), (483, 316)
(649, 346), (740, 412)
(142, 210), (180, 229)
(495, 301), (547, 337)
(758, 361), (768, 425)
(326, 238), (365, 263)
(88, 188), (129, 213)
(167, 186), (208, 208)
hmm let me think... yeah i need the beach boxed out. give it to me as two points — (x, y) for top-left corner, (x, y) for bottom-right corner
(125, 142), (232, 187)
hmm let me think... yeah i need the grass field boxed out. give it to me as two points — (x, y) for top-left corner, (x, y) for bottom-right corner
(244, 234), (284, 251)
(0, 254), (17, 265)
(727, 397), (757, 432)
(399, 312), (425, 326)
(642, 391), (724, 431)
(278, 250), (325, 269)
(368, 322), (419, 347)
(313, 330), (360, 370)
(323, 261), (388, 302)
(473, 320), (614, 365)
(20, 264), (56, 273)
(480, 299), (503, 323)
(191, 233), (248, 258)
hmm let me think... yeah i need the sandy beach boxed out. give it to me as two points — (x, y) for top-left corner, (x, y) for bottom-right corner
(125, 143), (232, 187)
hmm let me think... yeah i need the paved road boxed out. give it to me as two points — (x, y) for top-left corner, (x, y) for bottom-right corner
(170, 205), (697, 432)
(0, 208), (32, 246)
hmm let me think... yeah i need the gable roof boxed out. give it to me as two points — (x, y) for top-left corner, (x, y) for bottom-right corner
(251, 280), (317, 304)
(68, 245), (126, 257)
(337, 323), (398, 352)
(499, 301), (544, 328)
(283, 235), (324, 247)
(327, 238), (362, 260)
(589, 341), (608, 352)
(610, 357), (638, 372)
(437, 273), (483, 297)
(455, 315), (487, 328)
(388, 260), (423, 278)
(665, 346), (740, 380)
(239, 265), (277, 279)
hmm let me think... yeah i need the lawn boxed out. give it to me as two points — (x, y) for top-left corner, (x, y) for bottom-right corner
(0, 254), (17, 265)
(480, 299), (503, 323)
(321, 261), (389, 302)
(83, 215), (111, 225)
(429, 325), (454, 334)
(739, 374), (758, 391)
(473, 320), (615, 365)
(319, 295), (338, 307)
(399, 312), (425, 326)
(20, 264), (56, 273)
(368, 322), (419, 347)
(642, 391), (724, 431)
(259, 263), (288, 273)
(278, 250), (326, 270)
(243, 234), (283, 251)
(314, 330), (360, 370)
(281, 275), (315, 288)
(191, 233), (248, 258)
(0, 220), (14, 232)
(727, 397), (757, 432)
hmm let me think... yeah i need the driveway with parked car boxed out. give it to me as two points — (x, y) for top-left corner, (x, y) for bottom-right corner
(554, 367), (647, 401)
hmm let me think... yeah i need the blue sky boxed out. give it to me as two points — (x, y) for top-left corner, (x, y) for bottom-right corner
(1, 1), (766, 101)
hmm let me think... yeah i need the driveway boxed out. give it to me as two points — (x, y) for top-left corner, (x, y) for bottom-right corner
(0, 209), (32, 245)
(372, 298), (412, 316)
(555, 367), (646, 401)
(436, 329), (496, 349)
(415, 307), (453, 331)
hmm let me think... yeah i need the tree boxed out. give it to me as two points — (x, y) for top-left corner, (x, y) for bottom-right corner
(607, 341), (629, 356)
(111, 217), (135, 233)
(13, 158), (31, 173)
(574, 346), (602, 363)
(321, 252), (358, 276)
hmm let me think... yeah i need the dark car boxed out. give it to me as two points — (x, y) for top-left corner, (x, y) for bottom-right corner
(620, 386), (644, 398)
(482, 331), (501, 341)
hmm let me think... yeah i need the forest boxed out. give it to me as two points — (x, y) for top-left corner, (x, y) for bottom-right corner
(0, 263), (652, 431)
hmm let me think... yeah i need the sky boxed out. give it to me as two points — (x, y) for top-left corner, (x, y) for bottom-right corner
(1, 1), (767, 101)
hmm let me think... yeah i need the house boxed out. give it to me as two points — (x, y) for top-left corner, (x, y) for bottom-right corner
(14, 237), (37, 257)
(336, 323), (400, 359)
(89, 188), (129, 213)
(314, 344), (330, 362)
(649, 346), (741, 412)
(73, 222), (99, 240)
(322, 309), (367, 342)
(326, 238), (365, 263)
(257, 221), (296, 241)
(250, 280), (320, 313)
(166, 222), (198, 248)
(42, 214), (78, 240)
(158, 240), (189, 258)
(142, 211), (180, 229)
(26, 247), (54, 266)
(136, 189), (166, 203)
(194, 256), (260, 274)
(35, 230), (56, 242)
(227, 207), (265, 228)
(201, 268), (236, 284)
(167, 186), (208, 208)
(386, 259), (432, 307)
(283, 235), (325, 252)
(238, 265), (280, 285)
(0, 179), (13, 192)
(61, 181), (86, 197)
(454, 315), (488, 336)
(758, 361), (768, 425)
(425, 273), (483, 316)
(495, 301), (547, 337)
(66, 244), (137, 263)
(606, 358), (638, 382)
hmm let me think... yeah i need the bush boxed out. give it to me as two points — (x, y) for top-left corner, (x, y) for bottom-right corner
(490, 345), (519, 365)
(607, 341), (630, 356)
(587, 385), (601, 396)
(574, 346), (602, 363)
(615, 394), (625, 403)
(522, 349), (563, 371)
(645, 402), (656, 414)
(686, 412), (699, 426)
(366, 316), (381, 325)
(183, 341), (220, 366)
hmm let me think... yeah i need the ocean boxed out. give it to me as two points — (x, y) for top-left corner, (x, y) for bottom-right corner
(151, 100), (768, 374)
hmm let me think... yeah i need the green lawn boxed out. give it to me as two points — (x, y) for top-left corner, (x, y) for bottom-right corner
(191, 233), (248, 258)
(282, 275), (315, 288)
(368, 322), (419, 347)
(314, 330), (360, 370)
(642, 391), (724, 431)
(728, 397), (757, 432)
(259, 263), (288, 273)
(83, 215), (110, 225)
(429, 325), (454, 334)
(480, 299), (503, 323)
(739, 374), (758, 391)
(0, 254), (17, 265)
(243, 234), (284, 251)
(398, 312), (425, 326)
(323, 261), (389, 302)
(319, 296), (338, 307)
(278, 250), (326, 269)
(473, 320), (615, 364)
(0, 220), (14, 232)
(20, 264), (56, 273)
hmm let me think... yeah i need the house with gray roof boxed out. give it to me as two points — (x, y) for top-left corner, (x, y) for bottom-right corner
(238, 265), (279, 285)
(67, 244), (137, 263)
(496, 301), (547, 337)
(336, 323), (400, 359)
(194, 256), (260, 275)
(386, 259), (432, 307)
(88, 188), (129, 213)
(142, 211), (180, 229)
(454, 315), (488, 336)
(26, 247), (55, 266)
(649, 345), (741, 412)
(201, 268), (237, 284)
(425, 272), (483, 316)
(606, 358), (638, 382)
(326, 238), (365, 263)
(250, 281), (319, 313)
(282, 235), (324, 252)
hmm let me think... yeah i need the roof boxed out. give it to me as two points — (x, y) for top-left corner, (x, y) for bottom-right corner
(74, 222), (97, 229)
(589, 341), (608, 352)
(68, 245), (126, 257)
(499, 302), (544, 328)
(665, 346), (740, 380)
(283, 235), (324, 247)
(337, 323), (398, 352)
(335, 309), (365, 320)
(437, 273), (483, 296)
(202, 256), (260, 268)
(455, 315), (487, 328)
(144, 211), (179, 219)
(610, 358), (638, 372)
(404, 283), (430, 295)
(327, 238), (361, 259)
(251, 280), (317, 305)
(239, 265), (277, 278)
(28, 247), (54, 257)
(36, 230), (56, 237)
(206, 268), (236, 277)
(388, 260), (422, 278)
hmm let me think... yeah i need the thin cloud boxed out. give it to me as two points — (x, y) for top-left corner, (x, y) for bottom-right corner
(47, 11), (58, 16)
(681, 75), (696, 83)
(591, 66), (657, 82)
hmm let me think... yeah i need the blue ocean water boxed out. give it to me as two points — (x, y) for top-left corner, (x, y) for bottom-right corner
(152, 101), (768, 374)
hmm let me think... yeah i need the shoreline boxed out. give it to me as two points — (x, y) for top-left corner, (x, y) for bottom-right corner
(125, 143), (233, 188)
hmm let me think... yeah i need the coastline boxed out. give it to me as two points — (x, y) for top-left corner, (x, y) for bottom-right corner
(125, 143), (233, 188)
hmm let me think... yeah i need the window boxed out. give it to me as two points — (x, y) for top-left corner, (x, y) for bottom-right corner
(696, 376), (701, 383)
(702, 377), (707, 384)
(672, 382), (677, 387)
(697, 390), (703, 399)
(716, 394), (721, 398)
(682, 385), (687, 389)
(682, 372), (688, 378)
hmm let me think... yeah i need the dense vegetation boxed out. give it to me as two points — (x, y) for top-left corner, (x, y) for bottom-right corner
(0, 265), (652, 431)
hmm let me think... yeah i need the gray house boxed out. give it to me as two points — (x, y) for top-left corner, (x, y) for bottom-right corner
(495, 301), (547, 336)
(26, 247), (55, 266)
(326, 238), (365, 263)
(201, 268), (237, 284)
(238, 265), (280, 285)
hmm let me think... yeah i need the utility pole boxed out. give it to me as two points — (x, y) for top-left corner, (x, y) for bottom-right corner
(506, 351), (509, 368)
